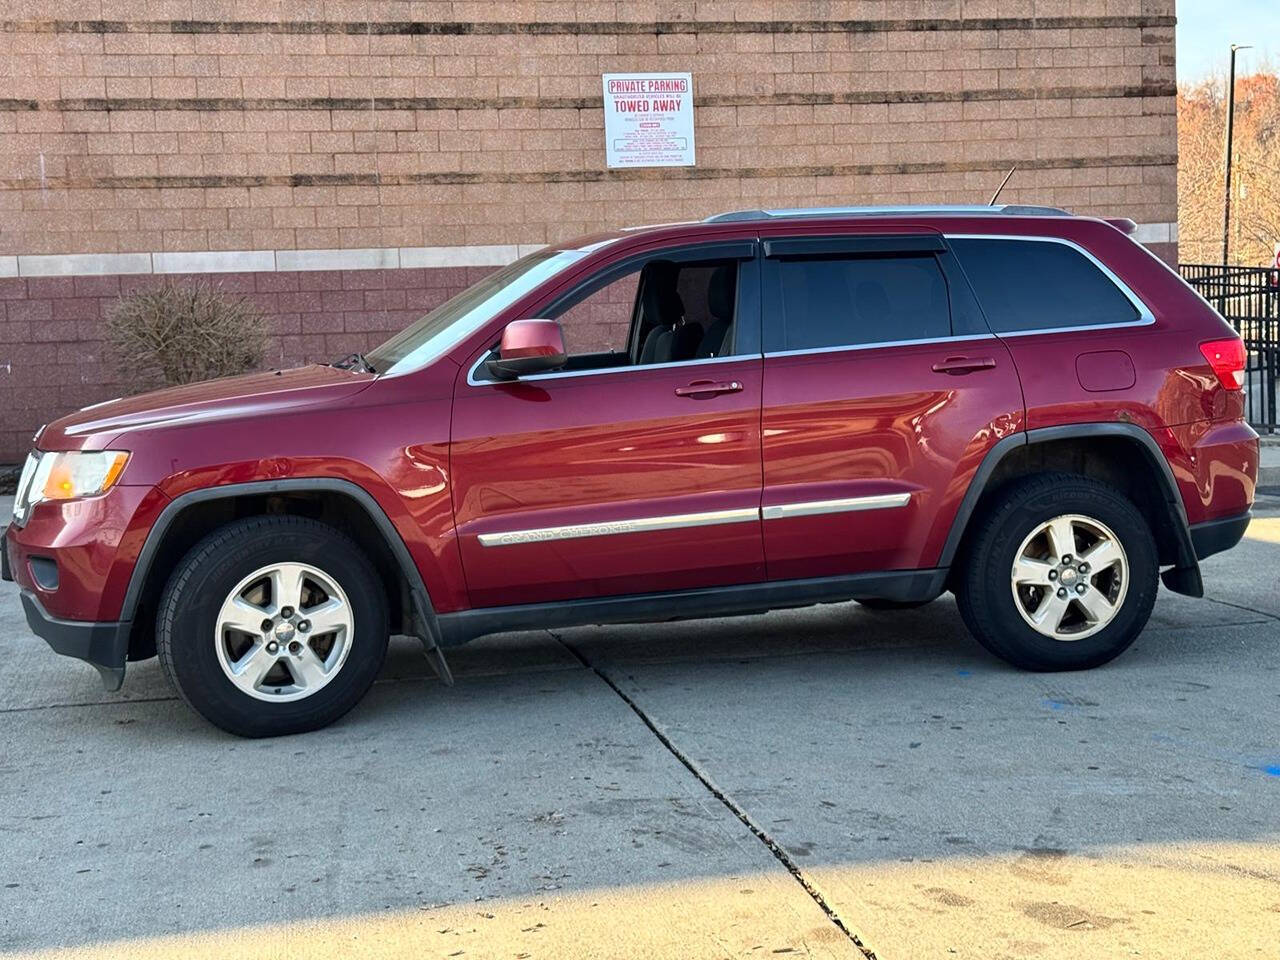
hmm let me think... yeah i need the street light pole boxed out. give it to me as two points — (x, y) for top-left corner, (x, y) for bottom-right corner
(1222, 43), (1251, 267)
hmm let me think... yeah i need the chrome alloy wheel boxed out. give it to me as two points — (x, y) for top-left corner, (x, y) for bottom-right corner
(1010, 514), (1129, 641)
(214, 562), (354, 702)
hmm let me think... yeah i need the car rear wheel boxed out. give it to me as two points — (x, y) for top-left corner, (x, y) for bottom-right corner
(157, 516), (389, 737)
(955, 473), (1158, 671)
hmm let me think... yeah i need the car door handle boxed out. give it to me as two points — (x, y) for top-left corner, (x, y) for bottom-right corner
(931, 356), (997, 375)
(674, 380), (744, 398)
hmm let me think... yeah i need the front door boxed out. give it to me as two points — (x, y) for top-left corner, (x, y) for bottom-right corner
(757, 232), (1025, 580)
(450, 244), (766, 608)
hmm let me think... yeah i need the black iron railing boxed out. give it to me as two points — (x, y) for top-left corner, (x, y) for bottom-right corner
(1179, 264), (1279, 432)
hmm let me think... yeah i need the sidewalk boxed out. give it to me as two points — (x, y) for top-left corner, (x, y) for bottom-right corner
(1261, 435), (1280, 486)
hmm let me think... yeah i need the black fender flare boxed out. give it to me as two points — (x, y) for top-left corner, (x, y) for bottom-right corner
(937, 423), (1202, 595)
(121, 478), (444, 646)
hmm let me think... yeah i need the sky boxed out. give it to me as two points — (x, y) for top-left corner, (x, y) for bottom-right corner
(1177, 0), (1279, 83)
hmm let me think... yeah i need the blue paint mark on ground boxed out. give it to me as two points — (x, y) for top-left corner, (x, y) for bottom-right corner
(955, 669), (972, 677)
(1241, 761), (1280, 777)
(1153, 733), (1280, 777)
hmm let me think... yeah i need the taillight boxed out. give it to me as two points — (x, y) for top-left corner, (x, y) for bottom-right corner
(1199, 338), (1246, 390)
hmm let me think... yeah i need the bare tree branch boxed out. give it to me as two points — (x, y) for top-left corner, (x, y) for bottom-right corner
(106, 282), (267, 390)
(1180, 73), (1280, 265)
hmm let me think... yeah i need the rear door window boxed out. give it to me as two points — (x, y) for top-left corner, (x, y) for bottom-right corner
(949, 237), (1141, 333)
(766, 254), (952, 352)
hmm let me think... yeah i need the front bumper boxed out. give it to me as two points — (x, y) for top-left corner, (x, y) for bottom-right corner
(4, 484), (166, 622)
(19, 589), (130, 690)
(4, 485), (165, 692)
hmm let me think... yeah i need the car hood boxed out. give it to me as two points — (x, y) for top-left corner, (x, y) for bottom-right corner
(38, 365), (377, 450)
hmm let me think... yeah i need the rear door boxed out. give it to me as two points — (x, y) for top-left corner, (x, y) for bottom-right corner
(758, 232), (1025, 580)
(450, 241), (767, 608)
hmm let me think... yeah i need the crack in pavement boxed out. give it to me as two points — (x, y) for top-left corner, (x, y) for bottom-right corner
(0, 694), (179, 714)
(1198, 594), (1280, 621)
(551, 630), (879, 960)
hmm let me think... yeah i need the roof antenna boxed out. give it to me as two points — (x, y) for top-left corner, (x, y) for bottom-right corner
(988, 165), (1017, 206)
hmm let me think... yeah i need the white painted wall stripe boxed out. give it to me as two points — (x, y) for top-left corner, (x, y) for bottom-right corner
(17, 252), (153, 277)
(153, 250), (276, 274)
(274, 246), (401, 272)
(1130, 221), (1178, 245)
(3, 226), (1178, 280)
(400, 244), (523, 268)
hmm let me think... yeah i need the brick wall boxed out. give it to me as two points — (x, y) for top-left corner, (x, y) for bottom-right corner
(0, 266), (483, 459)
(0, 1), (1179, 461)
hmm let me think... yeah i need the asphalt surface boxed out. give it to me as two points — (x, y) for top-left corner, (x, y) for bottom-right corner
(2, 492), (1279, 960)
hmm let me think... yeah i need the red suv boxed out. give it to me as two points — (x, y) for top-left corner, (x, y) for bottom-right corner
(3, 206), (1259, 737)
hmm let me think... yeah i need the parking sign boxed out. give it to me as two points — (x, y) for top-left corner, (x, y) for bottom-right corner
(602, 73), (696, 169)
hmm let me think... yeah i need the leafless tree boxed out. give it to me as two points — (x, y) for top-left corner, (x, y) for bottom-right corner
(1179, 67), (1280, 266)
(106, 282), (266, 389)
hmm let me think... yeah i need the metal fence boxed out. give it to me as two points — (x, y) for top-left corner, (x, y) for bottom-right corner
(1179, 264), (1280, 432)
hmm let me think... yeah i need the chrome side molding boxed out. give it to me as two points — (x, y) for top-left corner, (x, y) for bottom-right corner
(477, 493), (912, 547)
(761, 492), (911, 520)
(477, 507), (759, 547)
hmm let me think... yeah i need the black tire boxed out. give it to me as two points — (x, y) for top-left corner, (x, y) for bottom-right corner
(855, 597), (936, 611)
(157, 515), (389, 737)
(955, 473), (1158, 671)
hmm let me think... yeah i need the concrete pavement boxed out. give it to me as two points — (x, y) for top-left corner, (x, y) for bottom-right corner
(1259, 436), (1280, 486)
(2, 493), (1279, 959)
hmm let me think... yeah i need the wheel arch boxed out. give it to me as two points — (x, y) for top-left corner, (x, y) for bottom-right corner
(939, 423), (1202, 597)
(121, 479), (442, 661)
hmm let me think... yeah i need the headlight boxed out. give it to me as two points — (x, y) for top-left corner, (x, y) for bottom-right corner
(14, 450), (130, 522)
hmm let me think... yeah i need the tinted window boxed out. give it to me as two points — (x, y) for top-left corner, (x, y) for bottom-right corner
(950, 238), (1140, 333)
(550, 258), (740, 365)
(369, 247), (588, 375)
(552, 269), (639, 356)
(773, 255), (951, 351)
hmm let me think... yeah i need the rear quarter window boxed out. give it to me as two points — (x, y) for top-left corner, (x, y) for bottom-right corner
(950, 237), (1141, 334)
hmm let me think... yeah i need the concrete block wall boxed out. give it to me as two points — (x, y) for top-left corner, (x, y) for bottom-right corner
(0, 0), (1179, 461)
(0, 265), (492, 459)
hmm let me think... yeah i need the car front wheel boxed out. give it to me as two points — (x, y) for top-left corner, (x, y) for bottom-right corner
(157, 516), (389, 737)
(955, 473), (1158, 671)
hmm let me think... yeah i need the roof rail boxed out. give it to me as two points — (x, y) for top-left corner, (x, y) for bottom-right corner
(704, 204), (1072, 223)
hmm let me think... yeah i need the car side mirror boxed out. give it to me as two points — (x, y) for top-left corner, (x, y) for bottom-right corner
(485, 319), (567, 380)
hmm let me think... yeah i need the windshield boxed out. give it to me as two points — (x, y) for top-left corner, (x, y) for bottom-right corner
(366, 248), (590, 375)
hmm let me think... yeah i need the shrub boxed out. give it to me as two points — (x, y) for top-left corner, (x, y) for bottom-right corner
(105, 281), (266, 388)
